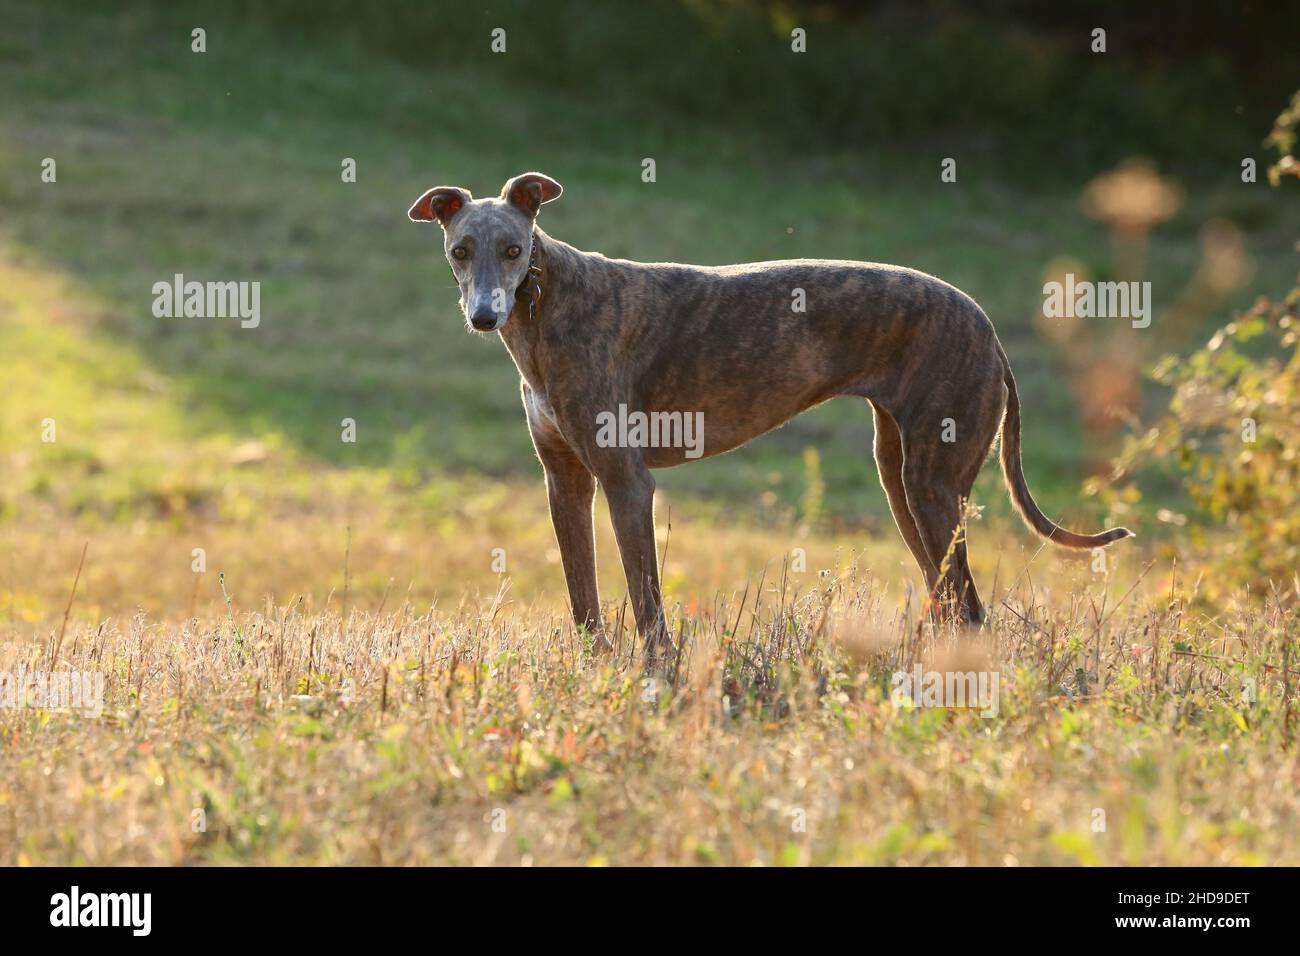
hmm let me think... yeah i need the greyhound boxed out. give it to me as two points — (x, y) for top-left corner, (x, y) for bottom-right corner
(408, 172), (1131, 666)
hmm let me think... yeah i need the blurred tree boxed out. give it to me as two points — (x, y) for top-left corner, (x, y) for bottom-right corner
(1091, 90), (1300, 601)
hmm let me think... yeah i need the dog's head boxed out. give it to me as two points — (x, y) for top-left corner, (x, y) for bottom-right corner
(408, 172), (563, 333)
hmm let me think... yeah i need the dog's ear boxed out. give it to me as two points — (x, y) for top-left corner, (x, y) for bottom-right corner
(408, 186), (473, 226)
(501, 172), (563, 219)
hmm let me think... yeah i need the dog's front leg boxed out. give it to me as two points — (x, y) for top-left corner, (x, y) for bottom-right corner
(544, 461), (611, 654)
(599, 463), (672, 671)
(526, 408), (610, 653)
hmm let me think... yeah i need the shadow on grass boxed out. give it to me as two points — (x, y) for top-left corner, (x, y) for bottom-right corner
(3, 2), (1292, 527)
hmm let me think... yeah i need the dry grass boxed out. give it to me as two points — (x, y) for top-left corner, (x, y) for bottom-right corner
(4, 561), (1297, 866)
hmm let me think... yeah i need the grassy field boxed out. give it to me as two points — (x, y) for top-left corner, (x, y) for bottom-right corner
(2, 2), (1299, 865)
(6, 576), (1298, 865)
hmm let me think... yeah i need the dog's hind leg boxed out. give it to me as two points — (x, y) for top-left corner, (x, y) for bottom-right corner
(895, 407), (998, 626)
(870, 401), (940, 594)
(903, 470), (981, 624)
(941, 378), (1009, 624)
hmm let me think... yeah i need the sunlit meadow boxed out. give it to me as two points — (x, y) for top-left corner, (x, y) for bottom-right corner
(2, 2), (1298, 865)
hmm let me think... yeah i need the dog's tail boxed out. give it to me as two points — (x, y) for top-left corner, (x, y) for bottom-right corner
(998, 349), (1133, 549)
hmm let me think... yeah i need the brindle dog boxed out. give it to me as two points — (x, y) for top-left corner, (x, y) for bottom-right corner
(409, 172), (1131, 667)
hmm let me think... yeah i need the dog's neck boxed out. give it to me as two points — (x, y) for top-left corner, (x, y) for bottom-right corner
(498, 227), (567, 398)
(515, 231), (543, 321)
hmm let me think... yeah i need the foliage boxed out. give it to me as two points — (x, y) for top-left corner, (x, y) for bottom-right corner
(1092, 94), (1300, 599)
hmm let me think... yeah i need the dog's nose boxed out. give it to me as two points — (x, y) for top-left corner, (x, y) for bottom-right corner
(469, 309), (500, 332)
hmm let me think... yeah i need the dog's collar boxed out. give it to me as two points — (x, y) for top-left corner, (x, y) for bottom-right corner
(516, 231), (543, 322)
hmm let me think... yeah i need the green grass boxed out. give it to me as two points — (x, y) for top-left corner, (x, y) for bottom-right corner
(2, 0), (1295, 538)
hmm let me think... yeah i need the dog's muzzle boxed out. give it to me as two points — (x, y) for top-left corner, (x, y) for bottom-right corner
(469, 307), (501, 332)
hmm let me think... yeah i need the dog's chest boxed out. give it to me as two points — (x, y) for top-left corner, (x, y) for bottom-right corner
(530, 386), (558, 425)
(521, 377), (561, 433)
(502, 326), (565, 426)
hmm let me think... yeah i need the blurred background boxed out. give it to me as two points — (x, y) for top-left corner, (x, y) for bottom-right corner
(1, 0), (1297, 627)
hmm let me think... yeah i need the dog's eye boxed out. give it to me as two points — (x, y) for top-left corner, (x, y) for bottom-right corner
(505, 245), (522, 259)
(451, 246), (468, 261)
